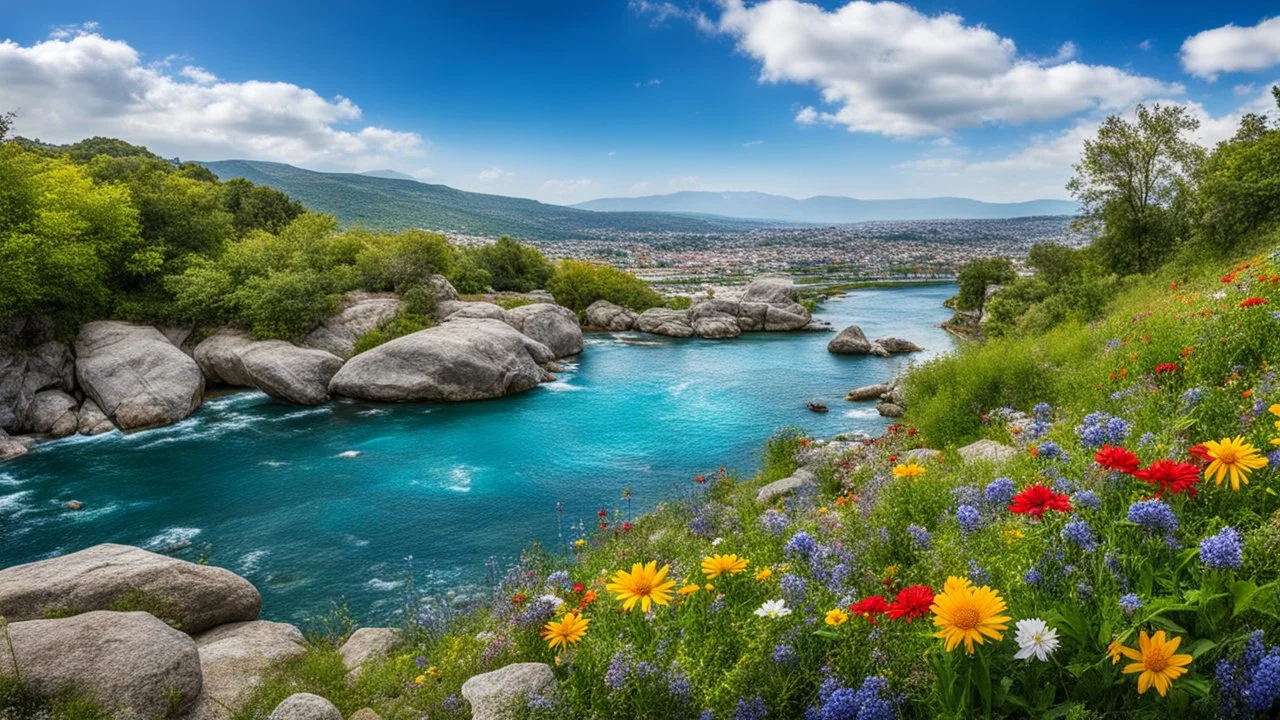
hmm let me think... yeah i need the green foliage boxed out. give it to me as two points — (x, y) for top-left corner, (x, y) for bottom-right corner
(222, 177), (305, 235)
(547, 260), (665, 316)
(352, 312), (434, 355)
(0, 676), (114, 720)
(356, 229), (455, 293)
(954, 257), (1015, 311)
(474, 237), (554, 292)
(448, 251), (493, 294)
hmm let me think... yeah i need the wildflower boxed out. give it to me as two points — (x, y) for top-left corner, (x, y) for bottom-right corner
(772, 643), (797, 666)
(886, 585), (934, 622)
(1004, 528), (1025, 543)
(906, 524), (932, 550)
(1119, 630), (1194, 696)
(1154, 363), (1180, 374)
(1095, 445), (1140, 474)
(573, 538), (587, 548)
(695, 474), (706, 483)
(1062, 517), (1098, 552)
(1119, 593), (1143, 616)
(1009, 484), (1072, 520)
(956, 504), (982, 534)
(783, 531), (818, 560)
(540, 611), (589, 651)
(1013, 618), (1060, 662)
(578, 590), (597, 607)
(677, 584), (700, 596)
(1200, 527), (1244, 570)
(930, 576), (1011, 653)
(1200, 436), (1268, 490)
(1241, 297), (1269, 308)
(606, 561), (676, 612)
(754, 599), (791, 619)
(1134, 460), (1201, 497)
(734, 695), (769, 720)
(825, 608), (849, 626)
(849, 595), (890, 621)
(1078, 412), (1131, 448)
(414, 674), (426, 685)
(1108, 639), (1126, 665)
(702, 554), (749, 579)
(754, 567), (773, 581)
(711, 537), (724, 546)
(1037, 440), (1067, 461)
(1127, 499), (1179, 538)
(892, 462), (926, 479)
(983, 477), (1016, 507)
(1075, 490), (1101, 510)
(779, 573), (808, 603)
(759, 509), (788, 536)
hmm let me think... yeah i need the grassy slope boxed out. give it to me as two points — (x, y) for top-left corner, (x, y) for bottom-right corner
(234, 235), (1280, 719)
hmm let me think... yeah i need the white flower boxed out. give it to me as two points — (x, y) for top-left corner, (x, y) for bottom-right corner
(538, 593), (564, 609)
(711, 537), (724, 546)
(754, 599), (791, 619)
(1013, 618), (1059, 662)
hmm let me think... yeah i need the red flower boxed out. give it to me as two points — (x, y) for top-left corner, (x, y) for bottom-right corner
(572, 582), (585, 594)
(622, 522), (633, 532)
(1133, 460), (1200, 498)
(1009, 483), (1072, 520)
(511, 592), (527, 605)
(1094, 445), (1140, 474)
(1180, 347), (1194, 358)
(1222, 273), (1237, 283)
(597, 509), (608, 518)
(886, 585), (935, 622)
(1240, 297), (1268, 308)
(848, 595), (890, 621)
(1188, 444), (1211, 463)
(695, 474), (706, 484)
(1154, 363), (1179, 374)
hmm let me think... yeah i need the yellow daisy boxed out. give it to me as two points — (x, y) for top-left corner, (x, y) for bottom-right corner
(893, 462), (926, 479)
(825, 608), (849, 626)
(930, 576), (1011, 653)
(677, 583), (700, 596)
(1120, 630), (1193, 697)
(701, 554), (749, 579)
(1200, 436), (1268, 490)
(755, 567), (773, 581)
(606, 561), (676, 612)
(540, 610), (590, 651)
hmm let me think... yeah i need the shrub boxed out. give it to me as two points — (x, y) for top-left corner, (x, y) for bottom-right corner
(547, 260), (665, 315)
(475, 237), (554, 292)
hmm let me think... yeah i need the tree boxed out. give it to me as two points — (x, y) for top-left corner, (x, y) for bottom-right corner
(954, 258), (1016, 312)
(1193, 87), (1280, 251)
(1067, 104), (1203, 274)
(476, 237), (554, 292)
(546, 260), (665, 316)
(221, 178), (305, 236)
(0, 110), (14, 142)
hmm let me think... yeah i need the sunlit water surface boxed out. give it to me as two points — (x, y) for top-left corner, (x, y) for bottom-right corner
(0, 285), (955, 623)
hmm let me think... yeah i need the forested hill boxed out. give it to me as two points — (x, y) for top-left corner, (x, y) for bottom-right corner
(199, 160), (775, 240)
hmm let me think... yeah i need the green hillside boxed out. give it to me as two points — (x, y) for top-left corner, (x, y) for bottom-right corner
(199, 160), (773, 240)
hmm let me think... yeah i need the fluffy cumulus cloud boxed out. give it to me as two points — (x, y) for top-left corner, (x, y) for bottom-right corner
(1181, 17), (1280, 80)
(0, 28), (424, 170)
(703, 0), (1179, 137)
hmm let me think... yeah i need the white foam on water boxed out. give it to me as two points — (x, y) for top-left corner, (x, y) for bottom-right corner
(0, 472), (19, 487)
(842, 407), (880, 420)
(356, 408), (389, 417)
(239, 549), (269, 573)
(278, 407), (331, 421)
(669, 380), (692, 396)
(145, 527), (201, 551)
(446, 465), (472, 493)
(337, 450), (361, 458)
(63, 502), (120, 522)
(543, 380), (583, 392)
(344, 534), (370, 547)
(365, 578), (403, 591)
(260, 460), (289, 467)
(0, 490), (33, 514)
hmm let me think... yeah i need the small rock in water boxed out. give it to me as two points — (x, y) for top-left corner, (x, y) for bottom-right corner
(65, 500), (84, 511)
(338, 450), (361, 458)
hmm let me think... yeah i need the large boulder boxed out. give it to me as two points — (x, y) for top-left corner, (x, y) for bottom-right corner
(958, 439), (1018, 464)
(0, 611), (203, 719)
(634, 308), (694, 337)
(0, 429), (29, 461)
(756, 467), (817, 505)
(828, 326), (889, 356)
(238, 342), (343, 406)
(191, 621), (308, 719)
(875, 337), (924, 354)
(0, 317), (76, 433)
(303, 292), (404, 358)
(876, 402), (905, 418)
(425, 274), (460, 303)
(691, 311), (743, 339)
(846, 383), (890, 402)
(25, 389), (79, 438)
(0, 543), (260, 633)
(339, 627), (402, 671)
(77, 398), (115, 435)
(75, 321), (204, 430)
(684, 278), (812, 333)
(585, 300), (637, 331)
(329, 319), (555, 402)
(437, 300), (507, 322)
(193, 330), (256, 387)
(741, 276), (798, 305)
(504, 303), (583, 358)
(462, 662), (556, 720)
(762, 304), (813, 331)
(268, 693), (342, 720)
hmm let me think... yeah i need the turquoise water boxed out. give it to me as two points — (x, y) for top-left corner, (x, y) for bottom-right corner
(0, 285), (955, 623)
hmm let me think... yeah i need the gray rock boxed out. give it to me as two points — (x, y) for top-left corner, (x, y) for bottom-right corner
(339, 627), (402, 670)
(191, 621), (308, 719)
(194, 329), (256, 387)
(0, 543), (260, 633)
(691, 311), (743, 339)
(875, 337), (924, 354)
(0, 611), (202, 719)
(425, 274), (460, 303)
(303, 293), (404, 358)
(756, 467), (817, 504)
(876, 402), (905, 418)
(157, 324), (195, 350)
(0, 429), (29, 461)
(239, 342), (343, 406)
(503, 303), (584, 358)
(584, 300), (637, 331)
(828, 326), (889, 356)
(0, 317), (75, 434)
(763, 303), (813, 331)
(438, 300), (508, 322)
(75, 321), (204, 430)
(845, 383), (891, 402)
(66, 500), (84, 510)
(634, 308), (694, 337)
(462, 662), (556, 720)
(348, 710), (382, 720)
(958, 439), (1018, 464)
(77, 398), (116, 435)
(267, 693), (342, 720)
(25, 389), (79, 438)
(741, 276), (799, 305)
(329, 319), (555, 402)
(900, 448), (942, 463)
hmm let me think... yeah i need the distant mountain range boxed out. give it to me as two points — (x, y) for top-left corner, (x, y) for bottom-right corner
(573, 191), (1078, 224)
(359, 168), (421, 181)
(199, 160), (772, 240)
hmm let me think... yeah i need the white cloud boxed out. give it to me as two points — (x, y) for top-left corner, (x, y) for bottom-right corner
(0, 28), (425, 170)
(49, 21), (98, 40)
(630, 181), (653, 193)
(1043, 41), (1077, 65)
(743, 139), (765, 147)
(478, 166), (515, 182)
(706, 0), (1179, 137)
(607, 150), (617, 156)
(633, 78), (662, 87)
(1181, 17), (1280, 80)
(1138, 39), (1153, 52)
(541, 178), (597, 202)
(629, 1), (715, 31)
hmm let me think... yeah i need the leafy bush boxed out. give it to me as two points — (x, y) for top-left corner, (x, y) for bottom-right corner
(475, 237), (554, 292)
(547, 260), (665, 315)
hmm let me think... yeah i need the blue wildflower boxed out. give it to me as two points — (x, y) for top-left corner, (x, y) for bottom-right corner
(1127, 499), (1178, 537)
(1077, 411), (1131, 448)
(1119, 593), (1142, 616)
(780, 573), (808, 604)
(772, 643), (798, 667)
(1037, 440), (1068, 461)
(956, 504), (982, 534)
(906, 524), (931, 550)
(784, 531), (818, 560)
(735, 695), (769, 720)
(1200, 527), (1244, 571)
(983, 477), (1016, 507)
(759, 509), (788, 536)
(1062, 517), (1098, 552)
(1074, 490), (1101, 510)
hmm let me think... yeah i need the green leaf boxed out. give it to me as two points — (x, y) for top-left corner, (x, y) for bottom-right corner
(1231, 580), (1260, 616)
(812, 629), (841, 640)
(1188, 639), (1217, 658)
(1148, 615), (1188, 634)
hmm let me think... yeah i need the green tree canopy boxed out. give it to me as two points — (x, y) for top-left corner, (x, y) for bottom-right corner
(955, 257), (1016, 312)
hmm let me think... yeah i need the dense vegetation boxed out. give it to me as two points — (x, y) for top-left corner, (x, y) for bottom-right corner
(0, 127), (671, 346)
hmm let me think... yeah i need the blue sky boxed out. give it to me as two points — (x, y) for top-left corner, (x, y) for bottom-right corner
(2, 1), (1279, 204)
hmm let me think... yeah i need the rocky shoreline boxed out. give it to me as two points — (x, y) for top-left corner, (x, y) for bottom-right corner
(0, 276), (847, 462)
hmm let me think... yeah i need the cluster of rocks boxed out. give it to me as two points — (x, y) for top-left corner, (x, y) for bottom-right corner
(584, 277), (829, 339)
(0, 544), (402, 719)
(845, 374), (909, 418)
(0, 276), (585, 461)
(827, 325), (923, 357)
